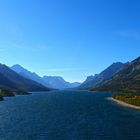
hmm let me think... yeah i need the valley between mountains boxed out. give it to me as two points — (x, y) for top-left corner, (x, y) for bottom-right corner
(0, 56), (140, 100)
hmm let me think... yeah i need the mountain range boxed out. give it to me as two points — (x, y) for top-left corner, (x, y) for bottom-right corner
(91, 56), (140, 93)
(11, 64), (81, 89)
(0, 64), (50, 93)
(0, 56), (140, 99)
(78, 62), (124, 90)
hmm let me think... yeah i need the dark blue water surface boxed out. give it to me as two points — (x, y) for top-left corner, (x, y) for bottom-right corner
(0, 90), (140, 140)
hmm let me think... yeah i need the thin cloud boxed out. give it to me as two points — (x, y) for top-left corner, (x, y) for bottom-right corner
(13, 44), (49, 52)
(117, 30), (140, 40)
(40, 68), (89, 72)
(13, 44), (36, 51)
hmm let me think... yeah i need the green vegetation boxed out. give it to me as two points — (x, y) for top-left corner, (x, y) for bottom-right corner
(0, 89), (15, 97)
(113, 93), (140, 106)
(0, 93), (3, 100)
(0, 89), (30, 101)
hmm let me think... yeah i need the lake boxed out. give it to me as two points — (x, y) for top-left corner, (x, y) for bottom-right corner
(0, 90), (140, 140)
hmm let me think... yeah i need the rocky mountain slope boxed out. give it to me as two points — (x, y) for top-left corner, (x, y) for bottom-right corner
(78, 62), (124, 90)
(91, 57), (140, 93)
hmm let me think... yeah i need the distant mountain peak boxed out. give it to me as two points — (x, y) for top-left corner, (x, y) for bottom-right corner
(11, 64), (80, 89)
(87, 75), (94, 78)
(86, 75), (94, 81)
(91, 56), (140, 93)
(12, 64), (24, 69)
(106, 62), (124, 68)
(78, 62), (124, 90)
(11, 64), (29, 72)
(0, 64), (50, 91)
(131, 56), (140, 64)
(110, 62), (124, 67)
(12, 64), (21, 67)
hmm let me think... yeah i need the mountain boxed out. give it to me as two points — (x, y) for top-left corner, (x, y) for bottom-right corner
(91, 56), (140, 93)
(78, 62), (124, 90)
(78, 75), (95, 89)
(71, 82), (81, 87)
(0, 72), (18, 90)
(42, 76), (80, 89)
(11, 64), (52, 87)
(0, 64), (50, 92)
(11, 64), (81, 89)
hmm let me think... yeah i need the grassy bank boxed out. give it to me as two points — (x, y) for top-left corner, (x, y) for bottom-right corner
(112, 93), (140, 107)
(0, 89), (30, 101)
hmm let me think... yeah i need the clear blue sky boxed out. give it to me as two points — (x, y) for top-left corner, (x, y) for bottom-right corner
(0, 0), (140, 82)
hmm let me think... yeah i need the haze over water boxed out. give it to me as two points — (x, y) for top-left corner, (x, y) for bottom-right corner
(1, 90), (140, 140)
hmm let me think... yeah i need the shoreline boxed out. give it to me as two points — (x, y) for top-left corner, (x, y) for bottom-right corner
(107, 97), (140, 110)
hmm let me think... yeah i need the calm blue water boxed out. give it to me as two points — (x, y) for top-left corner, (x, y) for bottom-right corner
(0, 90), (140, 140)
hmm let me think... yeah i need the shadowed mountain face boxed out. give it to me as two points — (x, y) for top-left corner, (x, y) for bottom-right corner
(11, 64), (52, 88)
(91, 57), (140, 93)
(0, 72), (18, 90)
(0, 64), (50, 92)
(78, 62), (124, 90)
(11, 65), (81, 89)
